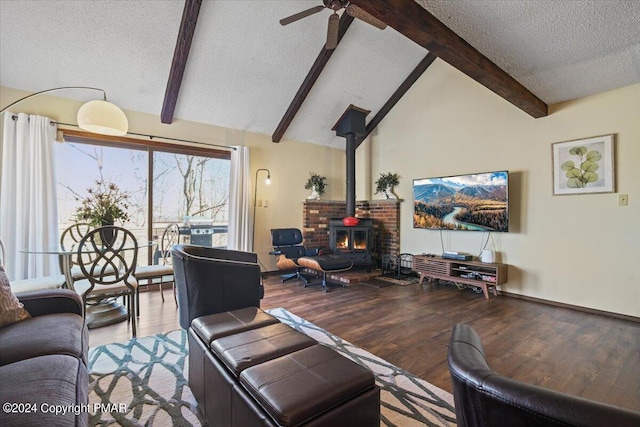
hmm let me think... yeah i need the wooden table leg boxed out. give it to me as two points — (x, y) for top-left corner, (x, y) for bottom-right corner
(480, 283), (490, 299)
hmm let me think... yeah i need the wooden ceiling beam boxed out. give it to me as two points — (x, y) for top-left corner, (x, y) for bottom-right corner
(356, 52), (436, 148)
(272, 13), (355, 143)
(160, 0), (202, 124)
(349, 0), (548, 118)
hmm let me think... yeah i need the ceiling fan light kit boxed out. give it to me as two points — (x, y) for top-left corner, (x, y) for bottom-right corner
(280, 0), (386, 50)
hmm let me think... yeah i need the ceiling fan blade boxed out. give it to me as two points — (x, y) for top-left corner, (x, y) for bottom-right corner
(346, 4), (387, 30)
(280, 5), (325, 26)
(325, 12), (339, 49)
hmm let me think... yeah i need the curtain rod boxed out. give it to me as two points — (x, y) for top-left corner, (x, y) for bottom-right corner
(9, 114), (235, 151)
(55, 121), (236, 151)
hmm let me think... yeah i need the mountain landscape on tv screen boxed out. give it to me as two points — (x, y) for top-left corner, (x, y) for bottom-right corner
(413, 172), (508, 232)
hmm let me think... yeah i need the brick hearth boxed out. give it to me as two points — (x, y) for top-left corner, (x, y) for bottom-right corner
(302, 199), (400, 266)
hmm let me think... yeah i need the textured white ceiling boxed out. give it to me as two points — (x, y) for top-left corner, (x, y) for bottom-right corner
(173, 1), (425, 147)
(1, 1), (639, 147)
(418, 0), (640, 103)
(0, 1), (183, 110)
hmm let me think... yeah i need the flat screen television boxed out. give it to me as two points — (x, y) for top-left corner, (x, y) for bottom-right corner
(413, 170), (509, 232)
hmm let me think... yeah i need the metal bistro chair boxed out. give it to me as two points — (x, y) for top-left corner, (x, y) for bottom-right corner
(134, 223), (180, 307)
(73, 226), (138, 337)
(60, 223), (95, 286)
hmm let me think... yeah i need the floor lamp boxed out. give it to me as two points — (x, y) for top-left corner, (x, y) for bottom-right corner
(252, 168), (271, 252)
(0, 86), (128, 136)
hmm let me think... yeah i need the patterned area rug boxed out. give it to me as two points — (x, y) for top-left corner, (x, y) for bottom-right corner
(88, 329), (201, 426)
(88, 308), (456, 426)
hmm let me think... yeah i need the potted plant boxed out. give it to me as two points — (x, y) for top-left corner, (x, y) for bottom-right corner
(305, 172), (327, 200)
(74, 180), (131, 244)
(374, 172), (400, 199)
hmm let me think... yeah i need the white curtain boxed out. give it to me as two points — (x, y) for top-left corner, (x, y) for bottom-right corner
(227, 145), (252, 251)
(0, 113), (60, 280)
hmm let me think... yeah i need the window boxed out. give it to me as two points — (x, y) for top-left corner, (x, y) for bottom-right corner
(152, 151), (230, 250)
(56, 132), (231, 266)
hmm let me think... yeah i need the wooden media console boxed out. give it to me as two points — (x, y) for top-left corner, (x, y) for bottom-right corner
(413, 255), (508, 299)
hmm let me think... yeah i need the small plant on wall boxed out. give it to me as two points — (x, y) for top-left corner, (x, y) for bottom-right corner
(305, 172), (327, 199)
(375, 172), (400, 199)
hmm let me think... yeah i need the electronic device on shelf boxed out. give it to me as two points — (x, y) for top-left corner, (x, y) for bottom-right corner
(442, 253), (473, 261)
(413, 254), (507, 299)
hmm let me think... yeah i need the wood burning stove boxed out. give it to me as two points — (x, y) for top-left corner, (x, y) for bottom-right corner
(327, 105), (374, 269)
(329, 218), (373, 267)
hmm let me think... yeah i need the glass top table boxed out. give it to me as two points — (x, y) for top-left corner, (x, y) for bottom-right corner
(21, 241), (154, 329)
(21, 241), (154, 289)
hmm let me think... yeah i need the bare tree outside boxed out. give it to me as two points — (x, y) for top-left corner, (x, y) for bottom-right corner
(55, 141), (231, 265)
(152, 152), (230, 249)
(152, 153), (229, 223)
(57, 143), (148, 229)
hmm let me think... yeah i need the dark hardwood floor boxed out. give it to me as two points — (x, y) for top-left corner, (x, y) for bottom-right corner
(88, 275), (640, 412)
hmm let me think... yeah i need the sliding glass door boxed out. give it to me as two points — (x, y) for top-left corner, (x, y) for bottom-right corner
(56, 142), (150, 261)
(56, 137), (230, 267)
(152, 151), (230, 257)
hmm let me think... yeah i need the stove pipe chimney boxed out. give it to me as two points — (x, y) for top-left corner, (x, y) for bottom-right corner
(332, 105), (369, 217)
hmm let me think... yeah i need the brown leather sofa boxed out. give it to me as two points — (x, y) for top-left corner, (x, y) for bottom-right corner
(171, 244), (264, 329)
(0, 289), (89, 427)
(448, 324), (640, 427)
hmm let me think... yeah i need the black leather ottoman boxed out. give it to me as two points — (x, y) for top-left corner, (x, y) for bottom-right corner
(212, 322), (317, 375)
(240, 344), (379, 426)
(189, 307), (279, 416)
(207, 323), (318, 426)
(188, 307), (380, 426)
(297, 254), (353, 292)
(191, 307), (280, 344)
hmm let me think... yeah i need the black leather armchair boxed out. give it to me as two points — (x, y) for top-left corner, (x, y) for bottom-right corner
(270, 228), (319, 284)
(171, 244), (264, 329)
(448, 324), (640, 427)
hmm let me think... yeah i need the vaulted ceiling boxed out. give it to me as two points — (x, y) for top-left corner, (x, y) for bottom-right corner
(1, 1), (639, 148)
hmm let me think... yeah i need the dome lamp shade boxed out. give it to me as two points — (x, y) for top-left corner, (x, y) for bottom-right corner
(0, 87), (128, 137)
(77, 99), (128, 136)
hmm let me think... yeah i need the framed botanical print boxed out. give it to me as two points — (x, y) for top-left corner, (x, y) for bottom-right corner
(552, 134), (615, 195)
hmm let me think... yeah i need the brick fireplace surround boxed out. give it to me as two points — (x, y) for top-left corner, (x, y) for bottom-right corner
(302, 200), (401, 265)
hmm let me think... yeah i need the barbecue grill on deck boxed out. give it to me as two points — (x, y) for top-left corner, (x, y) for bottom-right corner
(179, 218), (215, 246)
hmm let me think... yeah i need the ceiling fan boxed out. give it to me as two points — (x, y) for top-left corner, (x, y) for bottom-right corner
(280, 1), (387, 50)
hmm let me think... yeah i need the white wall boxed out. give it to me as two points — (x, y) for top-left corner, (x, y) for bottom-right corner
(243, 131), (344, 269)
(4, 73), (638, 317)
(0, 86), (345, 272)
(366, 60), (640, 317)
